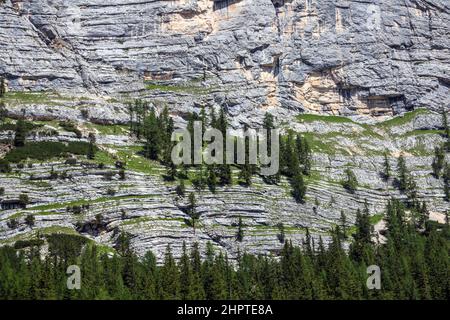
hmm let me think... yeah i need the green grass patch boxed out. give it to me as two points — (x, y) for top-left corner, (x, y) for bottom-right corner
(145, 82), (215, 95)
(0, 91), (71, 106)
(378, 108), (430, 128)
(296, 114), (355, 124)
(29, 194), (158, 211)
(85, 123), (129, 135)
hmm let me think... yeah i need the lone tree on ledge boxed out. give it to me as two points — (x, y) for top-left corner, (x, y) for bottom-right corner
(0, 77), (5, 98)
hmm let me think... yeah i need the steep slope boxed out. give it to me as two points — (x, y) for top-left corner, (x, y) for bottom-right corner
(0, 0), (449, 125)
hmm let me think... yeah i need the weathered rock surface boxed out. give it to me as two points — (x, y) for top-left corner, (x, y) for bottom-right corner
(0, 110), (448, 261)
(0, 0), (449, 261)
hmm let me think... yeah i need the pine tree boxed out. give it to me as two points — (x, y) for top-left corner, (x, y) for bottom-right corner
(397, 154), (409, 192)
(207, 165), (218, 193)
(382, 151), (391, 181)
(277, 223), (285, 243)
(190, 243), (206, 299)
(296, 134), (312, 175)
(176, 179), (186, 197)
(432, 145), (445, 178)
(218, 106), (228, 137)
(159, 245), (180, 299)
(143, 108), (160, 160)
(0, 102), (6, 123)
(0, 77), (5, 98)
(424, 228), (449, 299)
(340, 210), (348, 240)
(87, 133), (96, 160)
(238, 163), (252, 186)
(179, 242), (195, 300)
(236, 217), (244, 242)
(350, 205), (374, 265)
(187, 193), (200, 233)
(24, 214), (35, 228)
(218, 164), (232, 185)
(443, 163), (450, 201)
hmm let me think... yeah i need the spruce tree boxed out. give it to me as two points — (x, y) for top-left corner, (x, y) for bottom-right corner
(340, 210), (348, 240)
(87, 133), (96, 160)
(296, 134), (312, 175)
(0, 77), (5, 98)
(397, 154), (409, 192)
(382, 151), (391, 181)
(143, 107), (160, 160)
(187, 193), (200, 233)
(218, 164), (232, 185)
(14, 119), (27, 147)
(176, 179), (186, 197)
(432, 145), (445, 178)
(24, 214), (35, 228)
(291, 171), (306, 203)
(207, 165), (218, 193)
(179, 242), (195, 300)
(238, 163), (252, 186)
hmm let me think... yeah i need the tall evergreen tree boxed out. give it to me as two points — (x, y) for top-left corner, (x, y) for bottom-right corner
(382, 151), (391, 181)
(14, 119), (27, 147)
(0, 77), (5, 98)
(236, 217), (244, 242)
(291, 171), (306, 203)
(159, 245), (180, 299)
(432, 145), (445, 178)
(187, 193), (201, 233)
(143, 108), (160, 160)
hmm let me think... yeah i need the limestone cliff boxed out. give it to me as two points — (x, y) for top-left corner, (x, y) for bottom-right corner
(0, 0), (449, 125)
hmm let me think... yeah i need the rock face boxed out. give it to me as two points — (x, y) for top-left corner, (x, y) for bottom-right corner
(0, 109), (448, 261)
(1, 0), (449, 125)
(0, 1), (449, 261)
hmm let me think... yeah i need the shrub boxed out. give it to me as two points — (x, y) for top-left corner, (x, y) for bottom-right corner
(59, 121), (82, 138)
(103, 171), (114, 181)
(115, 161), (125, 169)
(176, 180), (186, 197)
(0, 187), (4, 195)
(107, 188), (116, 196)
(19, 193), (30, 206)
(342, 168), (358, 193)
(17, 163), (24, 169)
(7, 218), (19, 229)
(65, 157), (77, 166)
(0, 159), (11, 173)
(118, 169), (126, 180)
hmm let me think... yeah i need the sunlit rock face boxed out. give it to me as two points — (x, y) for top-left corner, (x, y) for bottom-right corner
(0, 0), (449, 124)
